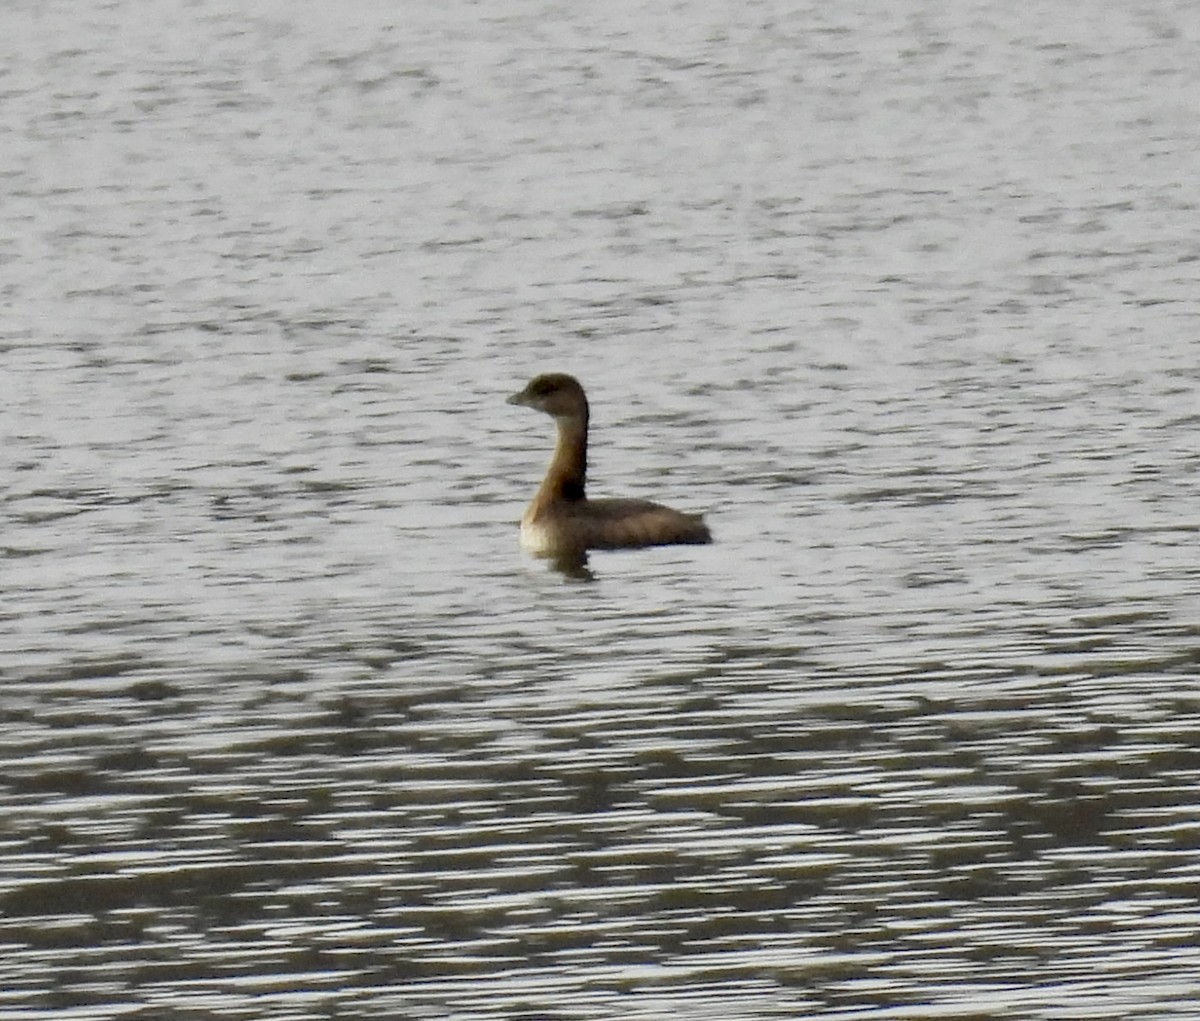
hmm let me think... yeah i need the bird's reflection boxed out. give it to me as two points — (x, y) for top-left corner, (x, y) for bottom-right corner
(549, 550), (595, 581)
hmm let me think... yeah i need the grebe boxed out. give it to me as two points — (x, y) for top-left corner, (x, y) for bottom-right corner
(508, 373), (711, 569)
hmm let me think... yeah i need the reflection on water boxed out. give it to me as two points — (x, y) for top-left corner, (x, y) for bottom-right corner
(3, 630), (1200, 1017)
(3, 0), (1200, 1018)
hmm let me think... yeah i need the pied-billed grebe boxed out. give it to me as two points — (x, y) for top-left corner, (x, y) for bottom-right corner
(508, 373), (712, 563)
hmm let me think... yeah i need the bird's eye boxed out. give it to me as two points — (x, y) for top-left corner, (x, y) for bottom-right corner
(532, 379), (555, 396)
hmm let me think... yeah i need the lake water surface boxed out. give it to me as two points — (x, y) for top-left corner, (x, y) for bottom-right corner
(2, 1), (1199, 1018)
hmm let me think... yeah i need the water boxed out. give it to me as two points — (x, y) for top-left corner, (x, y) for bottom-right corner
(2, 0), (1199, 1017)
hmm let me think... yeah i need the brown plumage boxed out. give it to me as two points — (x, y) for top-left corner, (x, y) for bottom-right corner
(507, 373), (711, 567)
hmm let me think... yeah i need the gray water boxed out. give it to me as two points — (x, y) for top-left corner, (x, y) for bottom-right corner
(3, 1), (1199, 1018)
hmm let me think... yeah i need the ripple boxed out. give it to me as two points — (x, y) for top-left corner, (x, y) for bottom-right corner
(3, 0), (1200, 1017)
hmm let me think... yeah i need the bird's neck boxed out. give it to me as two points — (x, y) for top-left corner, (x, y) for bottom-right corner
(539, 413), (587, 502)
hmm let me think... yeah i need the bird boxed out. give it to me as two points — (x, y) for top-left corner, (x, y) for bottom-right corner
(508, 373), (711, 574)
